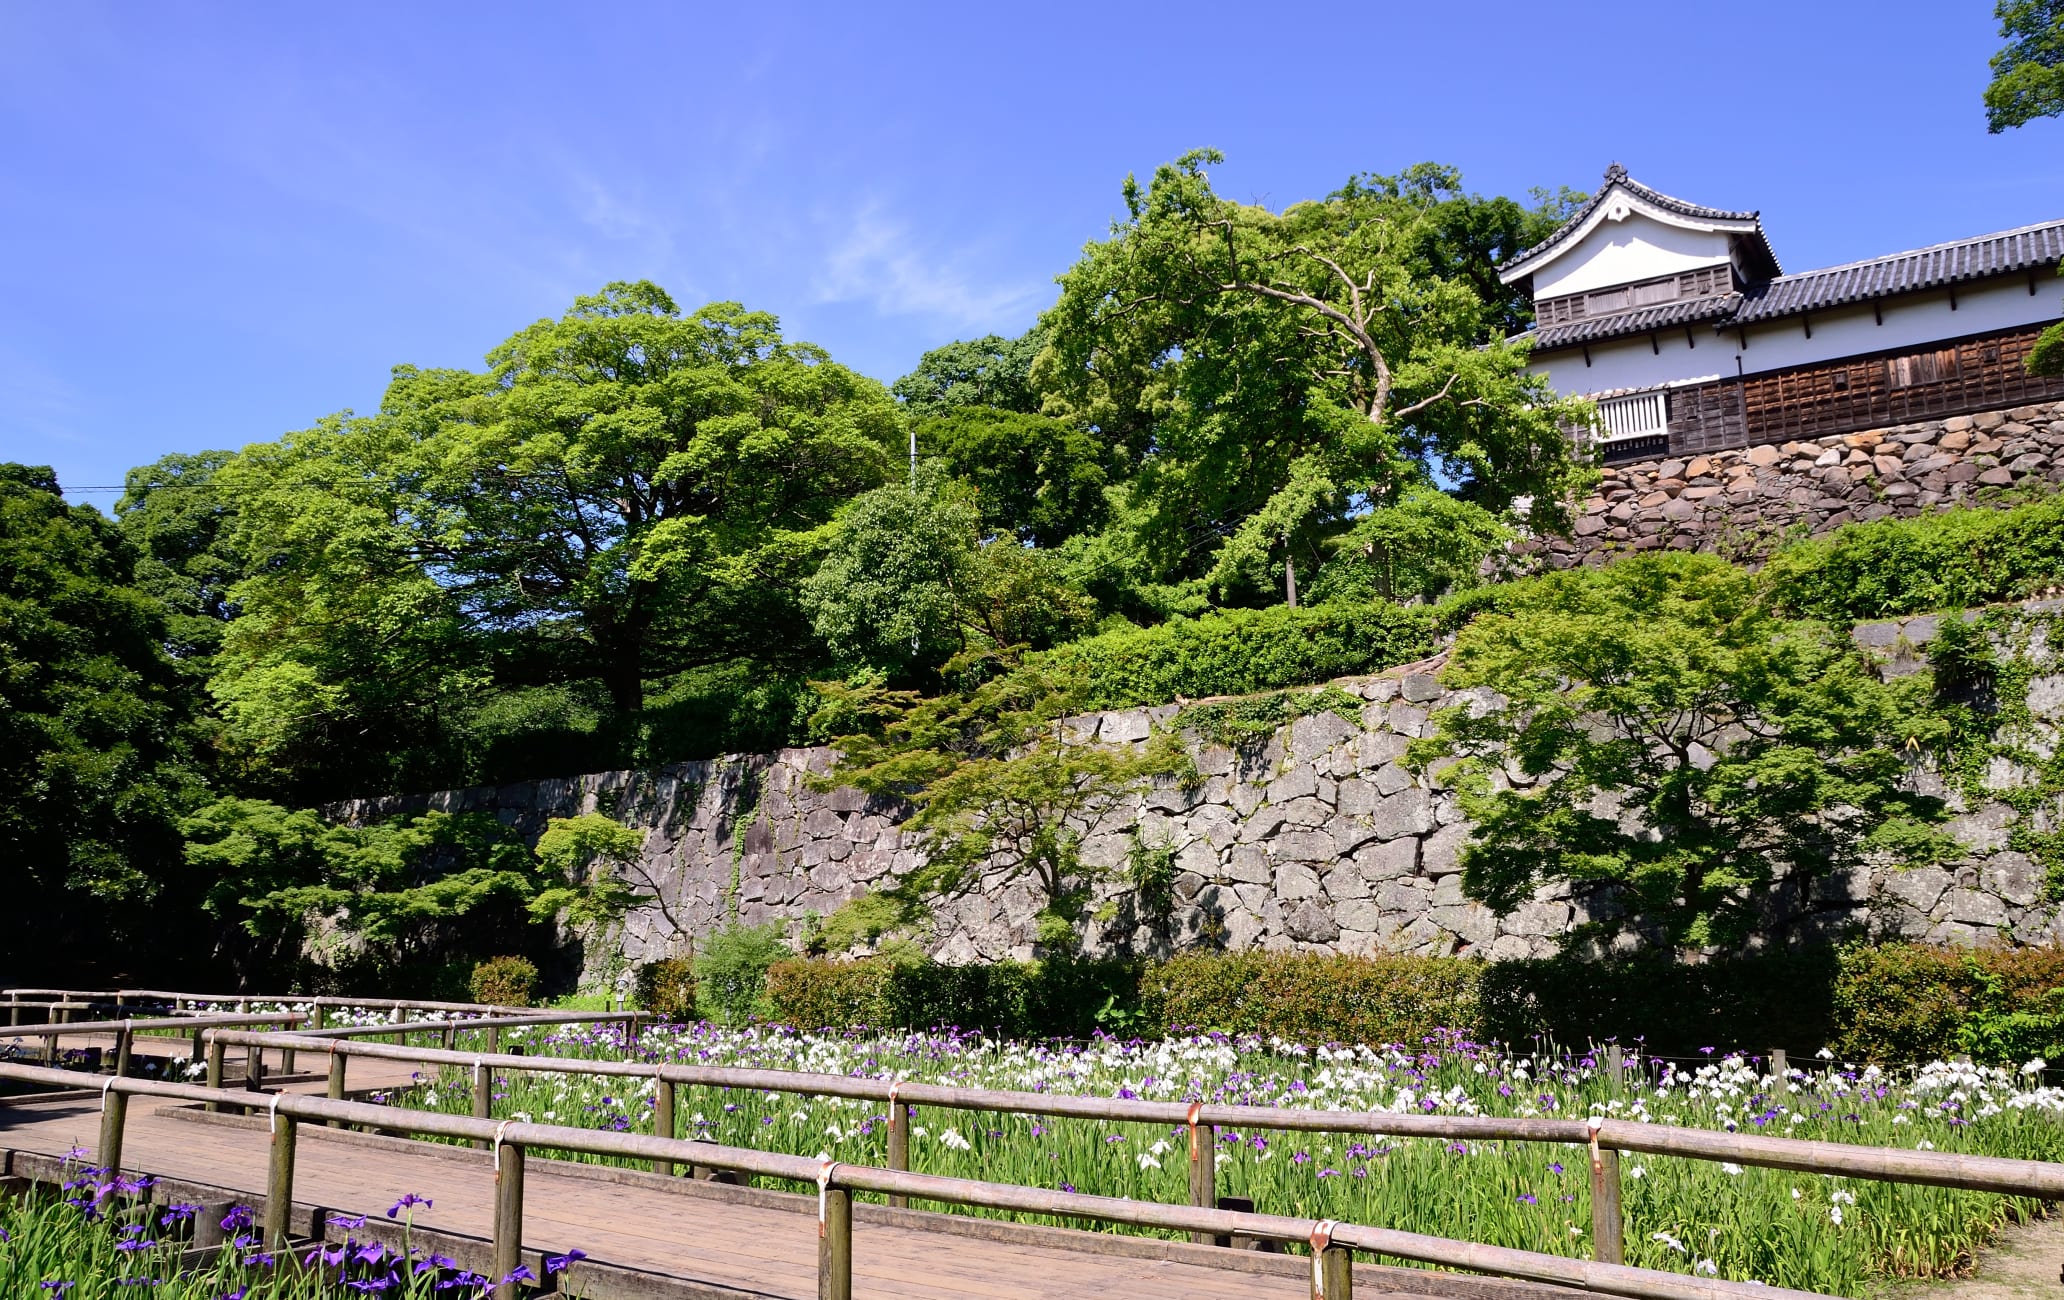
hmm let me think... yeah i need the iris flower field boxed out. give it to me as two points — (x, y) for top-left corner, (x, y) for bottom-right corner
(378, 1021), (2064, 1296)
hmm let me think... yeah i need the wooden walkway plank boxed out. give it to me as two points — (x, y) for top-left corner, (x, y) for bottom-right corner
(0, 1095), (1318, 1299)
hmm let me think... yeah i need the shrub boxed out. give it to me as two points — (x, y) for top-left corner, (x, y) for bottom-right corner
(766, 955), (1139, 1038)
(469, 955), (539, 1007)
(1478, 950), (1841, 1058)
(635, 957), (698, 1020)
(1038, 600), (1446, 710)
(1833, 943), (2064, 1063)
(1761, 494), (2064, 623)
(1143, 952), (1481, 1046)
(766, 957), (896, 1029)
(692, 923), (791, 1025)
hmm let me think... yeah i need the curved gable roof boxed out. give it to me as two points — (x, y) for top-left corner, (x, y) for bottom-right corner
(1499, 164), (1779, 286)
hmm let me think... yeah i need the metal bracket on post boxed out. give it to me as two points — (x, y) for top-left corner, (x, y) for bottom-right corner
(1309, 1219), (1349, 1299)
(818, 1157), (851, 1300)
(885, 1081), (909, 1209)
(1187, 1100), (1216, 1244)
(1587, 1116), (1624, 1265)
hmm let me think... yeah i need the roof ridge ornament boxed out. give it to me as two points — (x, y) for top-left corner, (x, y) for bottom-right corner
(1604, 162), (1629, 183)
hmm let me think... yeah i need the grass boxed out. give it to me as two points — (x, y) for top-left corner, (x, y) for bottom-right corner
(372, 1021), (2064, 1297)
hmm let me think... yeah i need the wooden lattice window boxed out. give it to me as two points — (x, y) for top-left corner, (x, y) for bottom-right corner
(1885, 347), (1961, 389)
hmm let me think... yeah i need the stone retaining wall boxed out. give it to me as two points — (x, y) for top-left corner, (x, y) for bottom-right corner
(1535, 399), (2064, 569)
(334, 608), (2064, 982)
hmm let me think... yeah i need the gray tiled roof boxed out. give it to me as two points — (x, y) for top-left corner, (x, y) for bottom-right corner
(1515, 218), (2064, 353)
(1524, 294), (1742, 350)
(1501, 163), (1769, 280)
(1732, 219), (2064, 324)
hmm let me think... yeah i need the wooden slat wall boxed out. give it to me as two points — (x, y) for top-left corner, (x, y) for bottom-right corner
(1667, 324), (2064, 457)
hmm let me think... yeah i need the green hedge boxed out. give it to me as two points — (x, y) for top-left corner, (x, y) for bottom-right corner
(1143, 950), (1481, 1045)
(766, 956), (1140, 1039)
(1832, 943), (2064, 1064)
(1039, 600), (1451, 711)
(1477, 951), (1841, 1058)
(765, 943), (2064, 1064)
(1761, 494), (2064, 624)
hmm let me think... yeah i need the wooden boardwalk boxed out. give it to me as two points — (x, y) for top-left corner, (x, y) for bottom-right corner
(0, 1088), (1457, 1299)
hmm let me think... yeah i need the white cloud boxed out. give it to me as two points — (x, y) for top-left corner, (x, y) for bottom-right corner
(812, 205), (1043, 329)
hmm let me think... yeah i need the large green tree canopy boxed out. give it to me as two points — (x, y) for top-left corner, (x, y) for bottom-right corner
(213, 283), (899, 797)
(1037, 153), (1591, 608)
(1986, 0), (2064, 131)
(0, 465), (203, 968)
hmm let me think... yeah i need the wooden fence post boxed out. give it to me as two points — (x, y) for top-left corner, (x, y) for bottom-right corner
(112, 1024), (133, 1081)
(189, 1028), (204, 1070)
(264, 1111), (298, 1249)
(6, 992), (17, 1027)
(473, 1061), (494, 1148)
(1604, 1044), (1624, 1099)
(326, 1049), (346, 1129)
(98, 1083), (128, 1176)
(205, 1038), (225, 1112)
(1589, 1140), (1624, 1266)
(1310, 1222), (1351, 1299)
(1770, 1048), (1789, 1095)
(487, 1025), (502, 1055)
(819, 1175), (852, 1300)
(653, 1078), (676, 1177)
(312, 1004), (326, 1033)
(886, 1089), (910, 1210)
(493, 1141), (526, 1300)
(1187, 1103), (1216, 1245)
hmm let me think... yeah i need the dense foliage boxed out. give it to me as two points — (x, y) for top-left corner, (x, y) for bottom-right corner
(16, 144), (2064, 994)
(1415, 552), (1955, 947)
(0, 466), (203, 977)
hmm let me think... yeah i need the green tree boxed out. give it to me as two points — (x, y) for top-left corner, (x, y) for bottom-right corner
(181, 797), (617, 990)
(891, 327), (1048, 419)
(803, 466), (1095, 679)
(528, 812), (652, 932)
(212, 283), (898, 797)
(115, 450), (246, 677)
(1306, 485), (1512, 606)
(1039, 151), (1591, 608)
(919, 406), (1112, 546)
(816, 654), (1189, 951)
(1409, 553), (1952, 950)
(212, 412), (485, 800)
(1986, 1), (2064, 131)
(0, 465), (205, 973)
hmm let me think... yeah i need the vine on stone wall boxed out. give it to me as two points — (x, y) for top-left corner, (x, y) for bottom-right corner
(1176, 685), (1363, 749)
(1929, 606), (2064, 898)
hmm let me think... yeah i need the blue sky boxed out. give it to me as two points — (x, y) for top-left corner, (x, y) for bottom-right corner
(3, 2), (2060, 499)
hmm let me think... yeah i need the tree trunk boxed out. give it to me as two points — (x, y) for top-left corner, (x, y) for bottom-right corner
(1284, 554), (1299, 609)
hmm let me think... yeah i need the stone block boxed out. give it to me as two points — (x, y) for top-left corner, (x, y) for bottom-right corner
(1274, 831), (1338, 865)
(1377, 878), (1433, 915)
(1421, 823), (1469, 875)
(1369, 788), (1436, 842)
(1265, 764), (1319, 804)
(1502, 899), (1571, 938)
(1100, 710), (1152, 743)
(1940, 888), (2010, 929)
(1284, 901), (1341, 943)
(1401, 673), (1444, 704)
(1350, 836), (1418, 884)
(1430, 902), (1497, 946)
(1288, 710), (1360, 759)
(1226, 846), (1272, 885)
(1879, 866), (1950, 912)
(1982, 851), (2043, 907)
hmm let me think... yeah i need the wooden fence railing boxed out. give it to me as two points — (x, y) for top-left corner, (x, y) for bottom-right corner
(4, 988), (542, 1022)
(2, 1013), (305, 1076)
(0, 1058), (1831, 1300)
(200, 1026), (2064, 1272)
